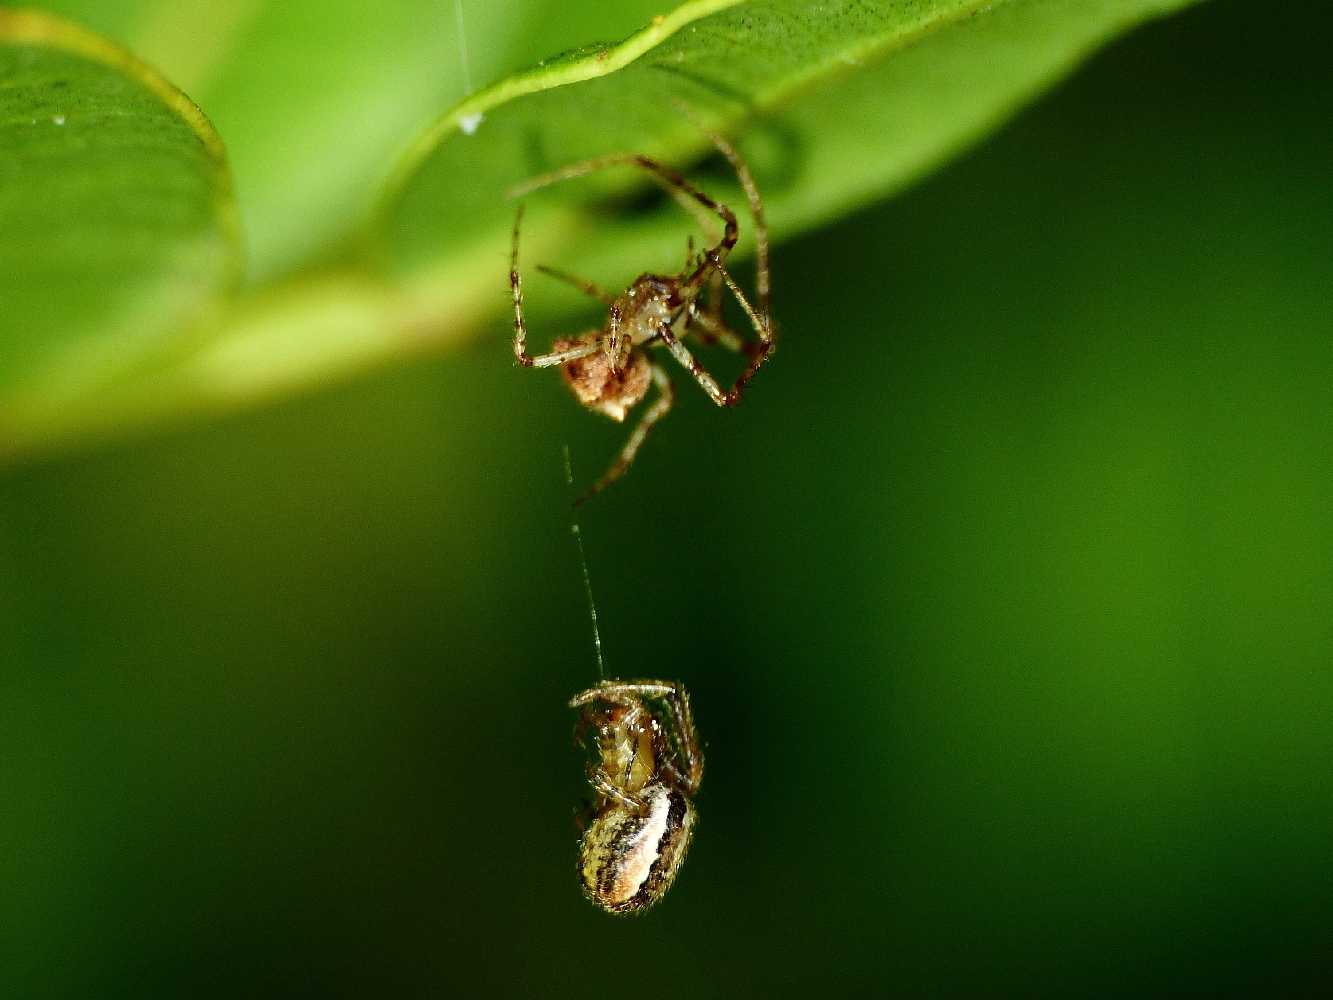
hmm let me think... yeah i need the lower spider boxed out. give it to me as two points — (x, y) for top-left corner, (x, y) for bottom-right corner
(570, 679), (703, 915)
(509, 129), (774, 502)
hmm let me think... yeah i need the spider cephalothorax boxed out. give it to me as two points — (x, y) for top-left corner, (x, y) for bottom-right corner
(510, 131), (774, 502)
(569, 679), (704, 914)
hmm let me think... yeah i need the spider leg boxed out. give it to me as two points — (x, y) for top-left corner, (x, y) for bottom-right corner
(572, 680), (679, 705)
(704, 128), (771, 321)
(657, 322), (727, 407)
(511, 206), (604, 368)
(655, 686), (703, 794)
(570, 686), (625, 709)
(509, 153), (738, 268)
(524, 342), (602, 369)
(712, 255), (769, 338)
(710, 254), (775, 400)
(576, 364), (674, 505)
(536, 263), (614, 305)
(588, 766), (648, 813)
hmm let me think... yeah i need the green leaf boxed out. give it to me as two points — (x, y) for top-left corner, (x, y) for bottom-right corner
(27, 0), (679, 280)
(380, 0), (1206, 289)
(0, 9), (239, 431)
(0, 0), (1204, 461)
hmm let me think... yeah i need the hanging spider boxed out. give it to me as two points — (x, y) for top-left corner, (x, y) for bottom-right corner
(570, 679), (704, 915)
(509, 128), (774, 503)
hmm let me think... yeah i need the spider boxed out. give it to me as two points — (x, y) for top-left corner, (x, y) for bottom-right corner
(569, 678), (704, 915)
(510, 129), (774, 502)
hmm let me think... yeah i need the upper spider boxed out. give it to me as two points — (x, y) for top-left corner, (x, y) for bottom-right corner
(509, 130), (774, 502)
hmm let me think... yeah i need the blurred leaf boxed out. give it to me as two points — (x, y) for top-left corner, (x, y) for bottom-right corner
(0, 9), (239, 422)
(0, 0), (1203, 461)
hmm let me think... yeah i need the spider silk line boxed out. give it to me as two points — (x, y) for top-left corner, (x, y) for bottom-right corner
(453, 0), (474, 95)
(453, 0), (485, 134)
(563, 445), (606, 680)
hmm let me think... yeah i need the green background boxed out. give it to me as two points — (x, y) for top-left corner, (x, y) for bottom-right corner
(3, 1), (1332, 994)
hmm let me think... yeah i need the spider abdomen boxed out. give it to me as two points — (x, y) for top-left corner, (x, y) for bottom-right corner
(553, 334), (651, 422)
(579, 782), (696, 914)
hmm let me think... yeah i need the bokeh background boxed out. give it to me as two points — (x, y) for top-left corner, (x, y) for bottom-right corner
(4, 1), (1332, 994)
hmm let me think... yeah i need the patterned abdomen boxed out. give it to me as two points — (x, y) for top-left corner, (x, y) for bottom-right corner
(578, 783), (696, 914)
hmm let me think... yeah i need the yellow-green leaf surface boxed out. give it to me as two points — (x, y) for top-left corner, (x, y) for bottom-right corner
(0, 0), (1204, 461)
(0, 9), (238, 424)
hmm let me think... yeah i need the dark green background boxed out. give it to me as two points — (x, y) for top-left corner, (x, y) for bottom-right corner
(3, 1), (1331, 994)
